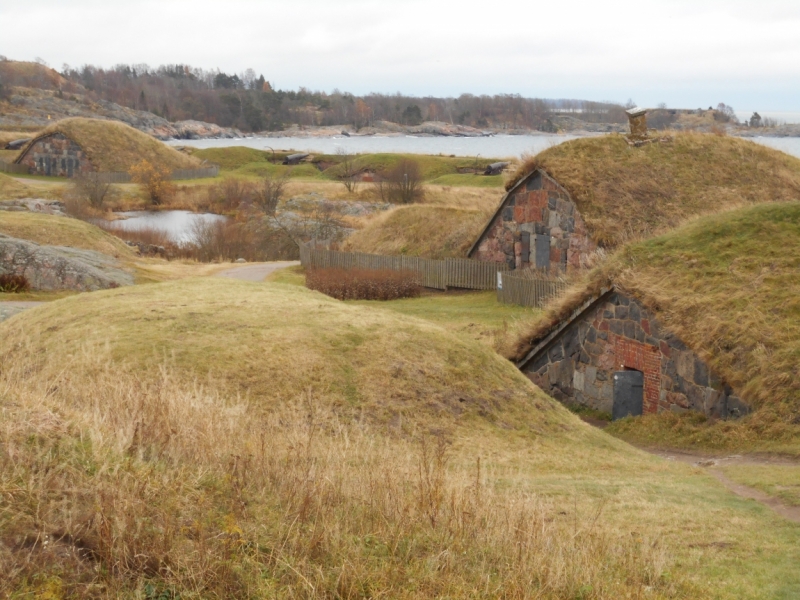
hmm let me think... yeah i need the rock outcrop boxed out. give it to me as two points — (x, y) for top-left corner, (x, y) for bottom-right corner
(0, 234), (134, 291)
(0, 87), (241, 140)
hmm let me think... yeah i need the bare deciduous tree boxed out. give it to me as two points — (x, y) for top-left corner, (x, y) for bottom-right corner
(71, 172), (112, 209)
(378, 158), (424, 204)
(336, 147), (359, 193)
(255, 172), (289, 216)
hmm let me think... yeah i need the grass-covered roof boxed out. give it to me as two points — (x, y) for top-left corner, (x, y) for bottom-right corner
(16, 118), (200, 173)
(512, 201), (800, 450)
(506, 133), (800, 247)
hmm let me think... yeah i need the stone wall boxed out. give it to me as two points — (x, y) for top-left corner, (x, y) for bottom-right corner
(17, 133), (92, 177)
(471, 170), (595, 271)
(523, 291), (748, 419)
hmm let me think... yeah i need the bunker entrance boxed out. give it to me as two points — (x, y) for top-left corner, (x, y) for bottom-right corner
(612, 369), (644, 420)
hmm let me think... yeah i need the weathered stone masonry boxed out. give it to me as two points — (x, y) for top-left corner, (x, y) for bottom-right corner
(521, 290), (749, 419)
(469, 170), (596, 271)
(16, 133), (92, 177)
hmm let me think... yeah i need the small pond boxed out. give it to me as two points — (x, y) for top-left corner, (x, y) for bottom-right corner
(107, 210), (228, 244)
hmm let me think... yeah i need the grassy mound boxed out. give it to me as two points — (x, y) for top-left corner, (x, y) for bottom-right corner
(17, 118), (201, 173)
(343, 205), (493, 259)
(0, 212), (134, 257)
(0, 173), (36, 199)
(514, 202), (800, 451)
(507, 132), (800, 247)
(3, 279), (800, 597)
(1, 278), (557, 428)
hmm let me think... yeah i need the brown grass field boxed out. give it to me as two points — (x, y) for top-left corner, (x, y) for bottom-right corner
(1, 279), (800, 597)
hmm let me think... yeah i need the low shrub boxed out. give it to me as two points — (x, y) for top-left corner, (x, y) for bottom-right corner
(0, 273), (30, 293)
(306, 267), (421, 301)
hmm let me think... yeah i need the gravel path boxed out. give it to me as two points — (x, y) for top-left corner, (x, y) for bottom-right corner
(214, 261), (300, 282)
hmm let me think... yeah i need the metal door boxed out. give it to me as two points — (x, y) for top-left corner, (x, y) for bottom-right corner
(520, 232), (530, 266)
(612, 370), (644, 420)
(534, 234), (550, 269)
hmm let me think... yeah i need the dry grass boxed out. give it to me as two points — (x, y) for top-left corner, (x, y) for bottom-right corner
(513, 202), (800, 452)
(343, 204), (494, 259)
(3, 279), (800, 596)
(0, 211), (134, 257)
(17, 118), (201, 173)
(506, 132), (800, 247)
(0, 173), (37, 200)
(0, 130), (35, 147)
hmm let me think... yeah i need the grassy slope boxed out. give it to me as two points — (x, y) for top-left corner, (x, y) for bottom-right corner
(516, 202), (800, 452)
(0, 172), (37, 199)
(0, 211), (134, 257)
(342, 204), (494, 258)
(1, 279), (799, 597)
(26, 118), (200, 172)
(510, 132), (800, 246)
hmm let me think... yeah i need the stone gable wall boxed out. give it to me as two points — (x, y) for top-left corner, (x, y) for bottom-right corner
(523, 291), (749, 419)
(472, 170), (596, 271)
(17, 134), (92, 177)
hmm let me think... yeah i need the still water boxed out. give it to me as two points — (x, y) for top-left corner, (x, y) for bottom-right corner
(108, 210), (227, 244)
(169, 133), (800, 160)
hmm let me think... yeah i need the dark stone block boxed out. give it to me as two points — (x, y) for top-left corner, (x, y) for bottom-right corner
(615, 306), (629, 320)
(586, 328), (597, 344)
(528, 351), (549, 373)
(694, 358), (709, 387)
(563, 217), (575, 232)
(502, 206), (513, 221)
(563, 329), (581, 357)
(629, 302), (641, 322)
(623, 320), (636, 339)
(525, 174), (542, 190)
(666, 335), (687, 351)
(598, 331), (608, 341)
(603, 310), (614, 319)
(645, 336), (659, 347)
(635, 326), (645, 343)
(596, 370), (607, 382)
(534, 222), (546, 235)
(548, 197), (557, 210)
(580, 351), (590, 364)
(584, 342), (603, 356)
(686, 385), (706, 412)
(610, 320), (624, 335)
(548, 342), (564, 362)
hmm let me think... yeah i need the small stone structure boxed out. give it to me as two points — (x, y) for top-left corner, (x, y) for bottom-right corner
(626, 107), (648, 139)
(518, 288), (748, 419)
(468, 169), (596, 271)
(15, 133), (92, 177)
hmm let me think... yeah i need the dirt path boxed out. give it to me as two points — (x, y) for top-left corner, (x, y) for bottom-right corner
(649, 448), (800, 523)
(214, 261), (300, 282)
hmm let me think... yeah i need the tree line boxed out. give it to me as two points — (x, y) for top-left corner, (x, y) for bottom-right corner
(1, 59), (628, 133)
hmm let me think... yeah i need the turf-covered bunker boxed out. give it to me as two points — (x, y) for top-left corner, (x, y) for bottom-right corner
(517, 286), (748, 420)
(468, 133), (800, 270)
(14, 117), (200, 176)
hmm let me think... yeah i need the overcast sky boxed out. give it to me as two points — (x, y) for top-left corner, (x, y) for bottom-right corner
(1, 0), (799, 111)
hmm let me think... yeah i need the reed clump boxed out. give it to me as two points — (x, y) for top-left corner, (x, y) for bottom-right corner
(306, 266), (421, 300)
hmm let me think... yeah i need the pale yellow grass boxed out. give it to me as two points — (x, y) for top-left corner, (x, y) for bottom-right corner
(1, 279), (800, 597)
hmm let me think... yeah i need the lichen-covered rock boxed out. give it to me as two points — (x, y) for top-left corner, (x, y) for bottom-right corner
(0, 234), (133, 291)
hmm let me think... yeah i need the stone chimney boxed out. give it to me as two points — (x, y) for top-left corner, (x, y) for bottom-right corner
(626, 107), (648, 139)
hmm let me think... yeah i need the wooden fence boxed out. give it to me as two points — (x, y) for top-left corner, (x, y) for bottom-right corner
(0, 160), (31, 175)
(299, 244), (508, 291)
(496, 271), (569, 308)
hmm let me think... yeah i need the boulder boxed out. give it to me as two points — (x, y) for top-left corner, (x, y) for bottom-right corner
(0, 234), (134, 291)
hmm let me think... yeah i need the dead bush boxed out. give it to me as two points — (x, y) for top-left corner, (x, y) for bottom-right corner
(70, 172), (112, 209)
(188, 218), (298, 262)
(208, 177), (256, 211)
(306, 267), (421, 300)
(0, 273), (30, 293)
